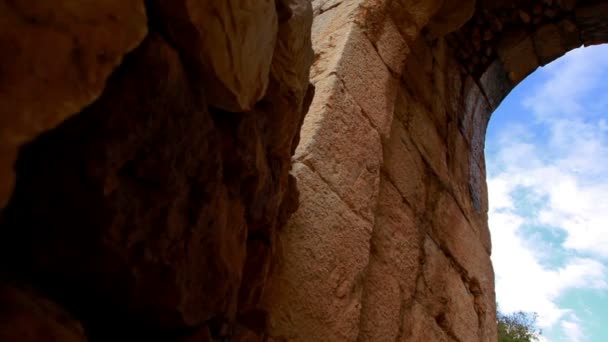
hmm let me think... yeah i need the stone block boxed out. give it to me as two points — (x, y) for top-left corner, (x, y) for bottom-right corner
(374, 17), (410, 75)
(401, 302), (450, 341)
(534, 24), (566, 65)
(358, 262), (402, 341)
(265, 162), (372, 342)
(335, 26), (398, 138)
(497, 30), (540, 84)
(296, 75), (382, 223)
(558, 19), (582, 51)
(310, 2), (359, 81)
(479, 59), (513, 111)
(420, 238), (481, 342)
(575, 2), (608, 46)
(430, 191), (494, 287)
(389, 0), (443, 43)
(407, 96), (449, 183)
(382, 113), (428, 214)
(370, 179), (422, 283)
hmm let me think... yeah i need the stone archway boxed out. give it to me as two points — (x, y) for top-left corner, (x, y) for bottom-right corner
(264, 0), (608, 341)
(0, 0), (607, 341)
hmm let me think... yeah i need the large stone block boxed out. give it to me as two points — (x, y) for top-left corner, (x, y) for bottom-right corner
(296, 75), (382, 222)
(373, 17), (410, 75)
(336, 26), (398, 138)
(358, 179), (423, 341)
(419, 238), (481, 342)
(310, 2), (359, 81)
(401, 302), (450, 341)
(407, 94), (449, 183)
(312, 12), (398, 134)
(575, 2), (608, 46)
(389, 0), (443, 43)
(357, 262), (402, 342)
(382, 111), (428, 214)
(265, 162), (372, 342)
(497, 30), (540, 84)
(534, 23), (566, 65)
(430, 191), (494, 289)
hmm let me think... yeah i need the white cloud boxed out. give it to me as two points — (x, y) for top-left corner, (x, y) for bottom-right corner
(490, 205), (606, 327)
(561, 316), (584, 342)
(522, 44), (608, 121)
(488, 44), (608, 337)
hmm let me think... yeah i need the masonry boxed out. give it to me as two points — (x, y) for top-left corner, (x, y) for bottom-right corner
(0, 0), (607, 341)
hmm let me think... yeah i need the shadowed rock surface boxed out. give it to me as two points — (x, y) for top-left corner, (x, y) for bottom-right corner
(0, 0), (313, 340)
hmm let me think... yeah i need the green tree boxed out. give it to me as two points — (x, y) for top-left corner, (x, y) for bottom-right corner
(497, 310), (542, 342)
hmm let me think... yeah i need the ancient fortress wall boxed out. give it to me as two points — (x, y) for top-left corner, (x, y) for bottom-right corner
(0, 0), (607, 341)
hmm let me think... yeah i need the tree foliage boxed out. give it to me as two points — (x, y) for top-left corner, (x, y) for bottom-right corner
(497, 310), (542, 342)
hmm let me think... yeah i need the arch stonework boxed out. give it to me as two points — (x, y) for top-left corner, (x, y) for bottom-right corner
(0, 0), (607, 341)
(265, 0), (608, 341)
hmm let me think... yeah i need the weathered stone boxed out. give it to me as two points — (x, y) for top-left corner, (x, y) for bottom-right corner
(0, 284), (86, 342)
(309, 4), (358, 81)
(497, 30), (540, 83)
(373, 17), (410, 75)
(575, 2), (608, 46)
(558, 19), (582, 51)
(153, 0), (278, 112)
(407, 94), (449, 183)
(534, 23), (566, 65)
(430, 191), (493, 282)
(0, 0), (147, 207)
(426, 0), (476, 38)
(336, 26), (398, 137)
(296, 75), (382, 222)
(479, 59), (513, 110)
(0, 1), (315, 340)
(389, 0), (443, 43)
(383, 107), (428, 214)
(556, 0), (576, 11)
(2, 34), (247, 333)
(272, 0), (316, 106)
(358, 179), (423, 341)
(419, 237), (481, 342)
(401, 302), (450, 341)
(264, 162), (372, 342)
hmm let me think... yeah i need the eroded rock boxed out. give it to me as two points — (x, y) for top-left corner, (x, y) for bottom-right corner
(152, 0), (278, 112)
(0, 0), (147, 207)
(0, 284), (86, 342)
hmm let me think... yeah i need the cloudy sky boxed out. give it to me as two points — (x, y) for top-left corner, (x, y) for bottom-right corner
(486, 44), (608, 341)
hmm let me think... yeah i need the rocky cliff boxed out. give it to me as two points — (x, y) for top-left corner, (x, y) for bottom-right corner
(0, 1), (313, 340)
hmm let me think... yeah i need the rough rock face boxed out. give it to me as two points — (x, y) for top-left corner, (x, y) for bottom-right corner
(0, 0), (148, 208)
(0, 284), (86, 342)
(0, 0), (313, 340)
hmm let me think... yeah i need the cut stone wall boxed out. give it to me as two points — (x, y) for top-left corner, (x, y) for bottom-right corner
(265, 0), (608, 341)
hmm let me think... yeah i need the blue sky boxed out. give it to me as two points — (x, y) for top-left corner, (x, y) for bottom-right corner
(486, 44), (608, 342)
